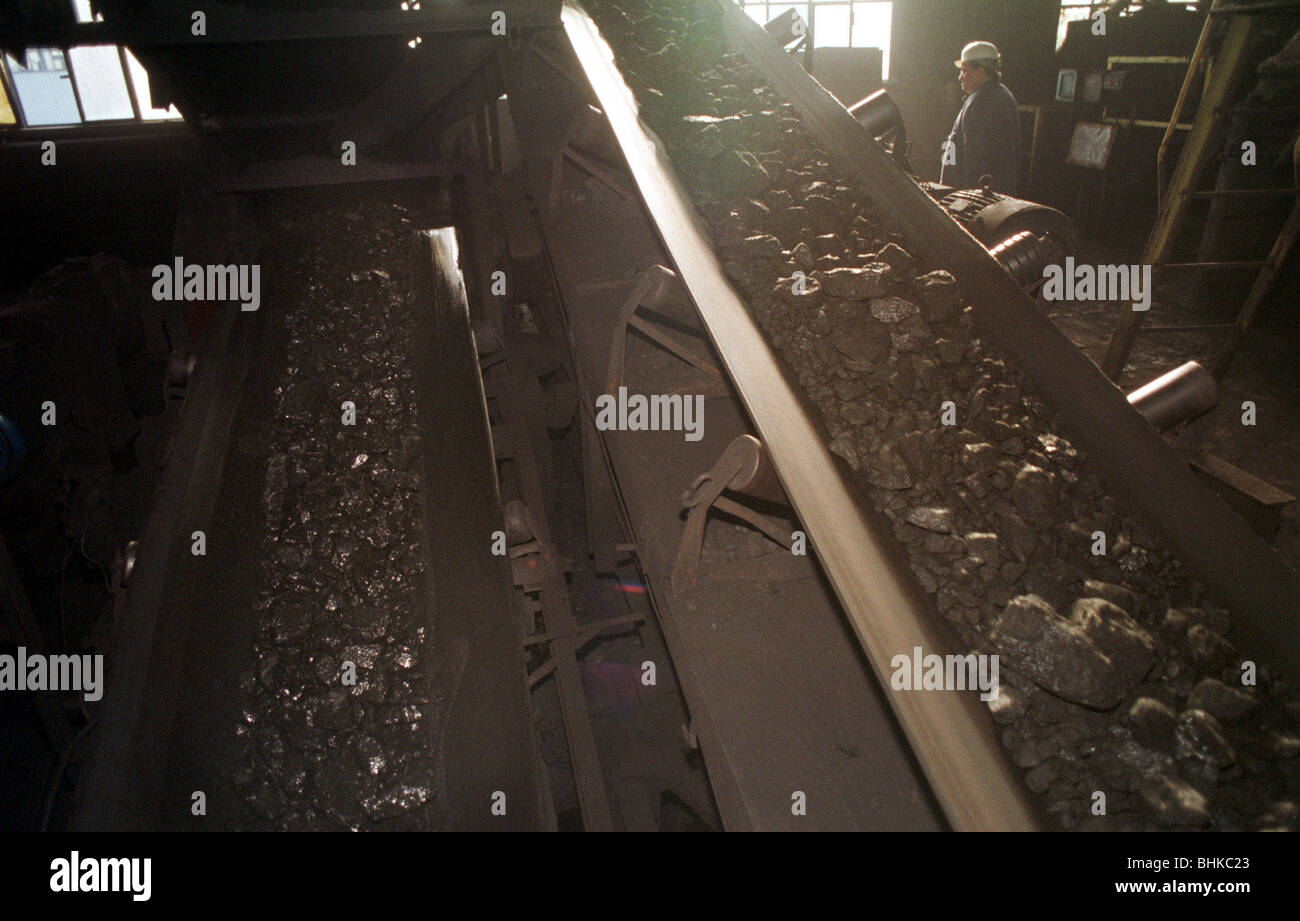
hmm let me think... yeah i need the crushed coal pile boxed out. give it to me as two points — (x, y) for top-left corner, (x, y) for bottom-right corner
(582, 0), (1300, 829)
(230, 196), (452, 830)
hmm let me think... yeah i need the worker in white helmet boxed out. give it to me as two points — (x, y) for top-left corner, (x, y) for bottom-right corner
(940, 41), (1020, 195)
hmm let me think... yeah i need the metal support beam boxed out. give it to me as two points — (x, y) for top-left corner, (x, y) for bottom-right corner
(1209, 197), (1300, 380)
(406, 228), (545, 830)
(215, 156), (456, 193)
(486, 371), (615, 832)
(73, 280), (252, 830)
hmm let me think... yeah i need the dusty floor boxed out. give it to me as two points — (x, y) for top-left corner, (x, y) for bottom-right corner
(1044, 239), (1300, 570)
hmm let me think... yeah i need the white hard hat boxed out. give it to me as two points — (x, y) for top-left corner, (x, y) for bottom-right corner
(955, 41), (1000, 69)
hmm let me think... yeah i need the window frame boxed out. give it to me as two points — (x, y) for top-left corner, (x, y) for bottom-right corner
(0, 43), (184, 130)
(0, 2), (181, 130)
(740, 0), (894, 77)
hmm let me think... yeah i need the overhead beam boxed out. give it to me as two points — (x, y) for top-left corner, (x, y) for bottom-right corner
(215, 156), (458, 193)
(12, 0), (560, 47)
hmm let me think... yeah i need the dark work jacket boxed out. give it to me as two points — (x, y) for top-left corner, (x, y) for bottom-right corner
(940, 79), (1020, 195)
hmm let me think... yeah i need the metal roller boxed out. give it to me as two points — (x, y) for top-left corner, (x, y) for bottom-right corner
(638, 263), (679, 311)
(848, 89), (908, 167)
(1127, 360), (1220, 431)
(988, 230), (1063, 291)
(848, 88), (902, 139)
(718, 434), (787, 505)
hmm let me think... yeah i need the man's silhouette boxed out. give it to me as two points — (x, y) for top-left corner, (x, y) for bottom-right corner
(941, 41), (1020, 194)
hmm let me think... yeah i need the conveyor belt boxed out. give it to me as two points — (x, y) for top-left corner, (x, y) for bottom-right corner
(561, 0), (1040, 831)
(708, 0), (1300, 679)
(502, 31), (944, 831)
(73, 203), (542, 830)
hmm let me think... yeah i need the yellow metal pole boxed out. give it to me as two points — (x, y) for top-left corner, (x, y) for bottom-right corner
(1158, 0), (1224, 202)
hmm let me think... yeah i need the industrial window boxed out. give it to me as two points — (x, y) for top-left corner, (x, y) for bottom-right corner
(0, 0), (182, 128)
(740, 1), (893, 78)
(1058, 1), (1200, 51)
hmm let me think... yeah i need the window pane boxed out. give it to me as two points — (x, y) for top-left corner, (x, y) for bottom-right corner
(6, 48), (81, 126)
(71, 0), (100, 23)
(814, 4), (851, 48)
(743, 2), (768, 25)
(70, 46), (134, 120)
(851, 2), (892, 79)
(124, 49), (181, 120)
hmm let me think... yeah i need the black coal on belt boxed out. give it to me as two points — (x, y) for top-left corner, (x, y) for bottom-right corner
(581, 0), (1299, 831)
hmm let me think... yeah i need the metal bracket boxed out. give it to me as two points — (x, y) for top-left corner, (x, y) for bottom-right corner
(605, 264), (727, 395)
(671, 435), (794, 593)
(549, 105), (633, 213)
